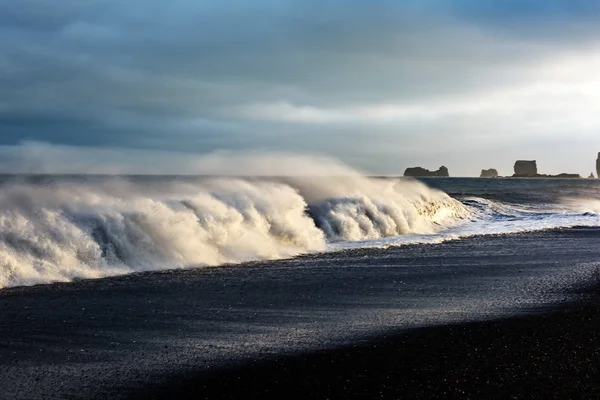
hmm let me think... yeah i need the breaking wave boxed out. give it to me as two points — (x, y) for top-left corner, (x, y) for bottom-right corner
(0, 176), (468, 288)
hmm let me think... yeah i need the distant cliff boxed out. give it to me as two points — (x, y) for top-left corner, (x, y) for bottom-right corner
(551, 173), (581, 179)
(512, 160), (580, 178)
(513, 160), (537, 177)
(480, 169), (499, 178)
(404, 166), (449, 177)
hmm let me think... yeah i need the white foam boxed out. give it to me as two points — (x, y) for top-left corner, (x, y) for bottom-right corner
(0, 176), (466, 288)
(331, 196), (600, 251)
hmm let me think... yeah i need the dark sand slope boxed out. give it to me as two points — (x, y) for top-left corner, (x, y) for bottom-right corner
(1, 228), (600, 399)
(147, 289), (599, 400)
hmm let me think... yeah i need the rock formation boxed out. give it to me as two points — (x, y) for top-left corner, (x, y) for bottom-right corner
(509, 159), (582, 178)
(596, 153), (600, 179)
(404, 166), (449, 177)
(480, 169), (499, 178)
(513, 160), (537, 177)
(588, 173), (595, 179)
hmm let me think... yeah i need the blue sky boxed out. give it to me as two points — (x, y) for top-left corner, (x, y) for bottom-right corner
(2, 0), (600, 175)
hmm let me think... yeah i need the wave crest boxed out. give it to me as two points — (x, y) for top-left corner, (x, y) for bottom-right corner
(0, 176), (467, 288)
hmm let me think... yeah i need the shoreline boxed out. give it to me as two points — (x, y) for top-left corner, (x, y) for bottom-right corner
(0, 226), (595, 293)
(132, 285), (600, 399)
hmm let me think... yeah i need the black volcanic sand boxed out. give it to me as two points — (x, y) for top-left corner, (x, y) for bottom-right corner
(1, 228), (600, 399)
(139, 288), (600, 400)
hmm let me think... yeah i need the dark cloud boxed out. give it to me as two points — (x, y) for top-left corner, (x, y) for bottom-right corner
(444, 0), (600, 45)
(448, 0), (600, 22)
(1, 0), (600, 174)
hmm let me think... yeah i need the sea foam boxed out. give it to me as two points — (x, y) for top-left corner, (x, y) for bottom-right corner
(0, 175), (467, 288)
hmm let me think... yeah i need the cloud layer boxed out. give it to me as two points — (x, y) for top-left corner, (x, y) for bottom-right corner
(2, 0), (600, 175)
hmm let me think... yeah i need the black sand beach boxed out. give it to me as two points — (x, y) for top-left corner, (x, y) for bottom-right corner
(1, 228), (600, 399)
(141, 287), (599, 400)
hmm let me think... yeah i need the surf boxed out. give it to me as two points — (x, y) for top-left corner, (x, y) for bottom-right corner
(0, 175), (468, 288)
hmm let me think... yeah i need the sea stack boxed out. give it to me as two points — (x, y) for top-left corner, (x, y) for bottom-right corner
(480, 169), (499, 178)
(404, 166), (449, 177)
(596, 153), (600, 178)
(513, 160), (537, 177)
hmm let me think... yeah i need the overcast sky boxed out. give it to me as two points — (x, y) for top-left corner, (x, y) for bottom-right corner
(2, 0), (600, 176)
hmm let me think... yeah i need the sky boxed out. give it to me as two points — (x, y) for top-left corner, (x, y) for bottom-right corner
(2, 0), (600, 176)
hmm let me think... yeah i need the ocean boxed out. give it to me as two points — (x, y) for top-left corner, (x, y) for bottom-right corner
(1, 175), (599, 288)
(1, 176), (599, 398)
